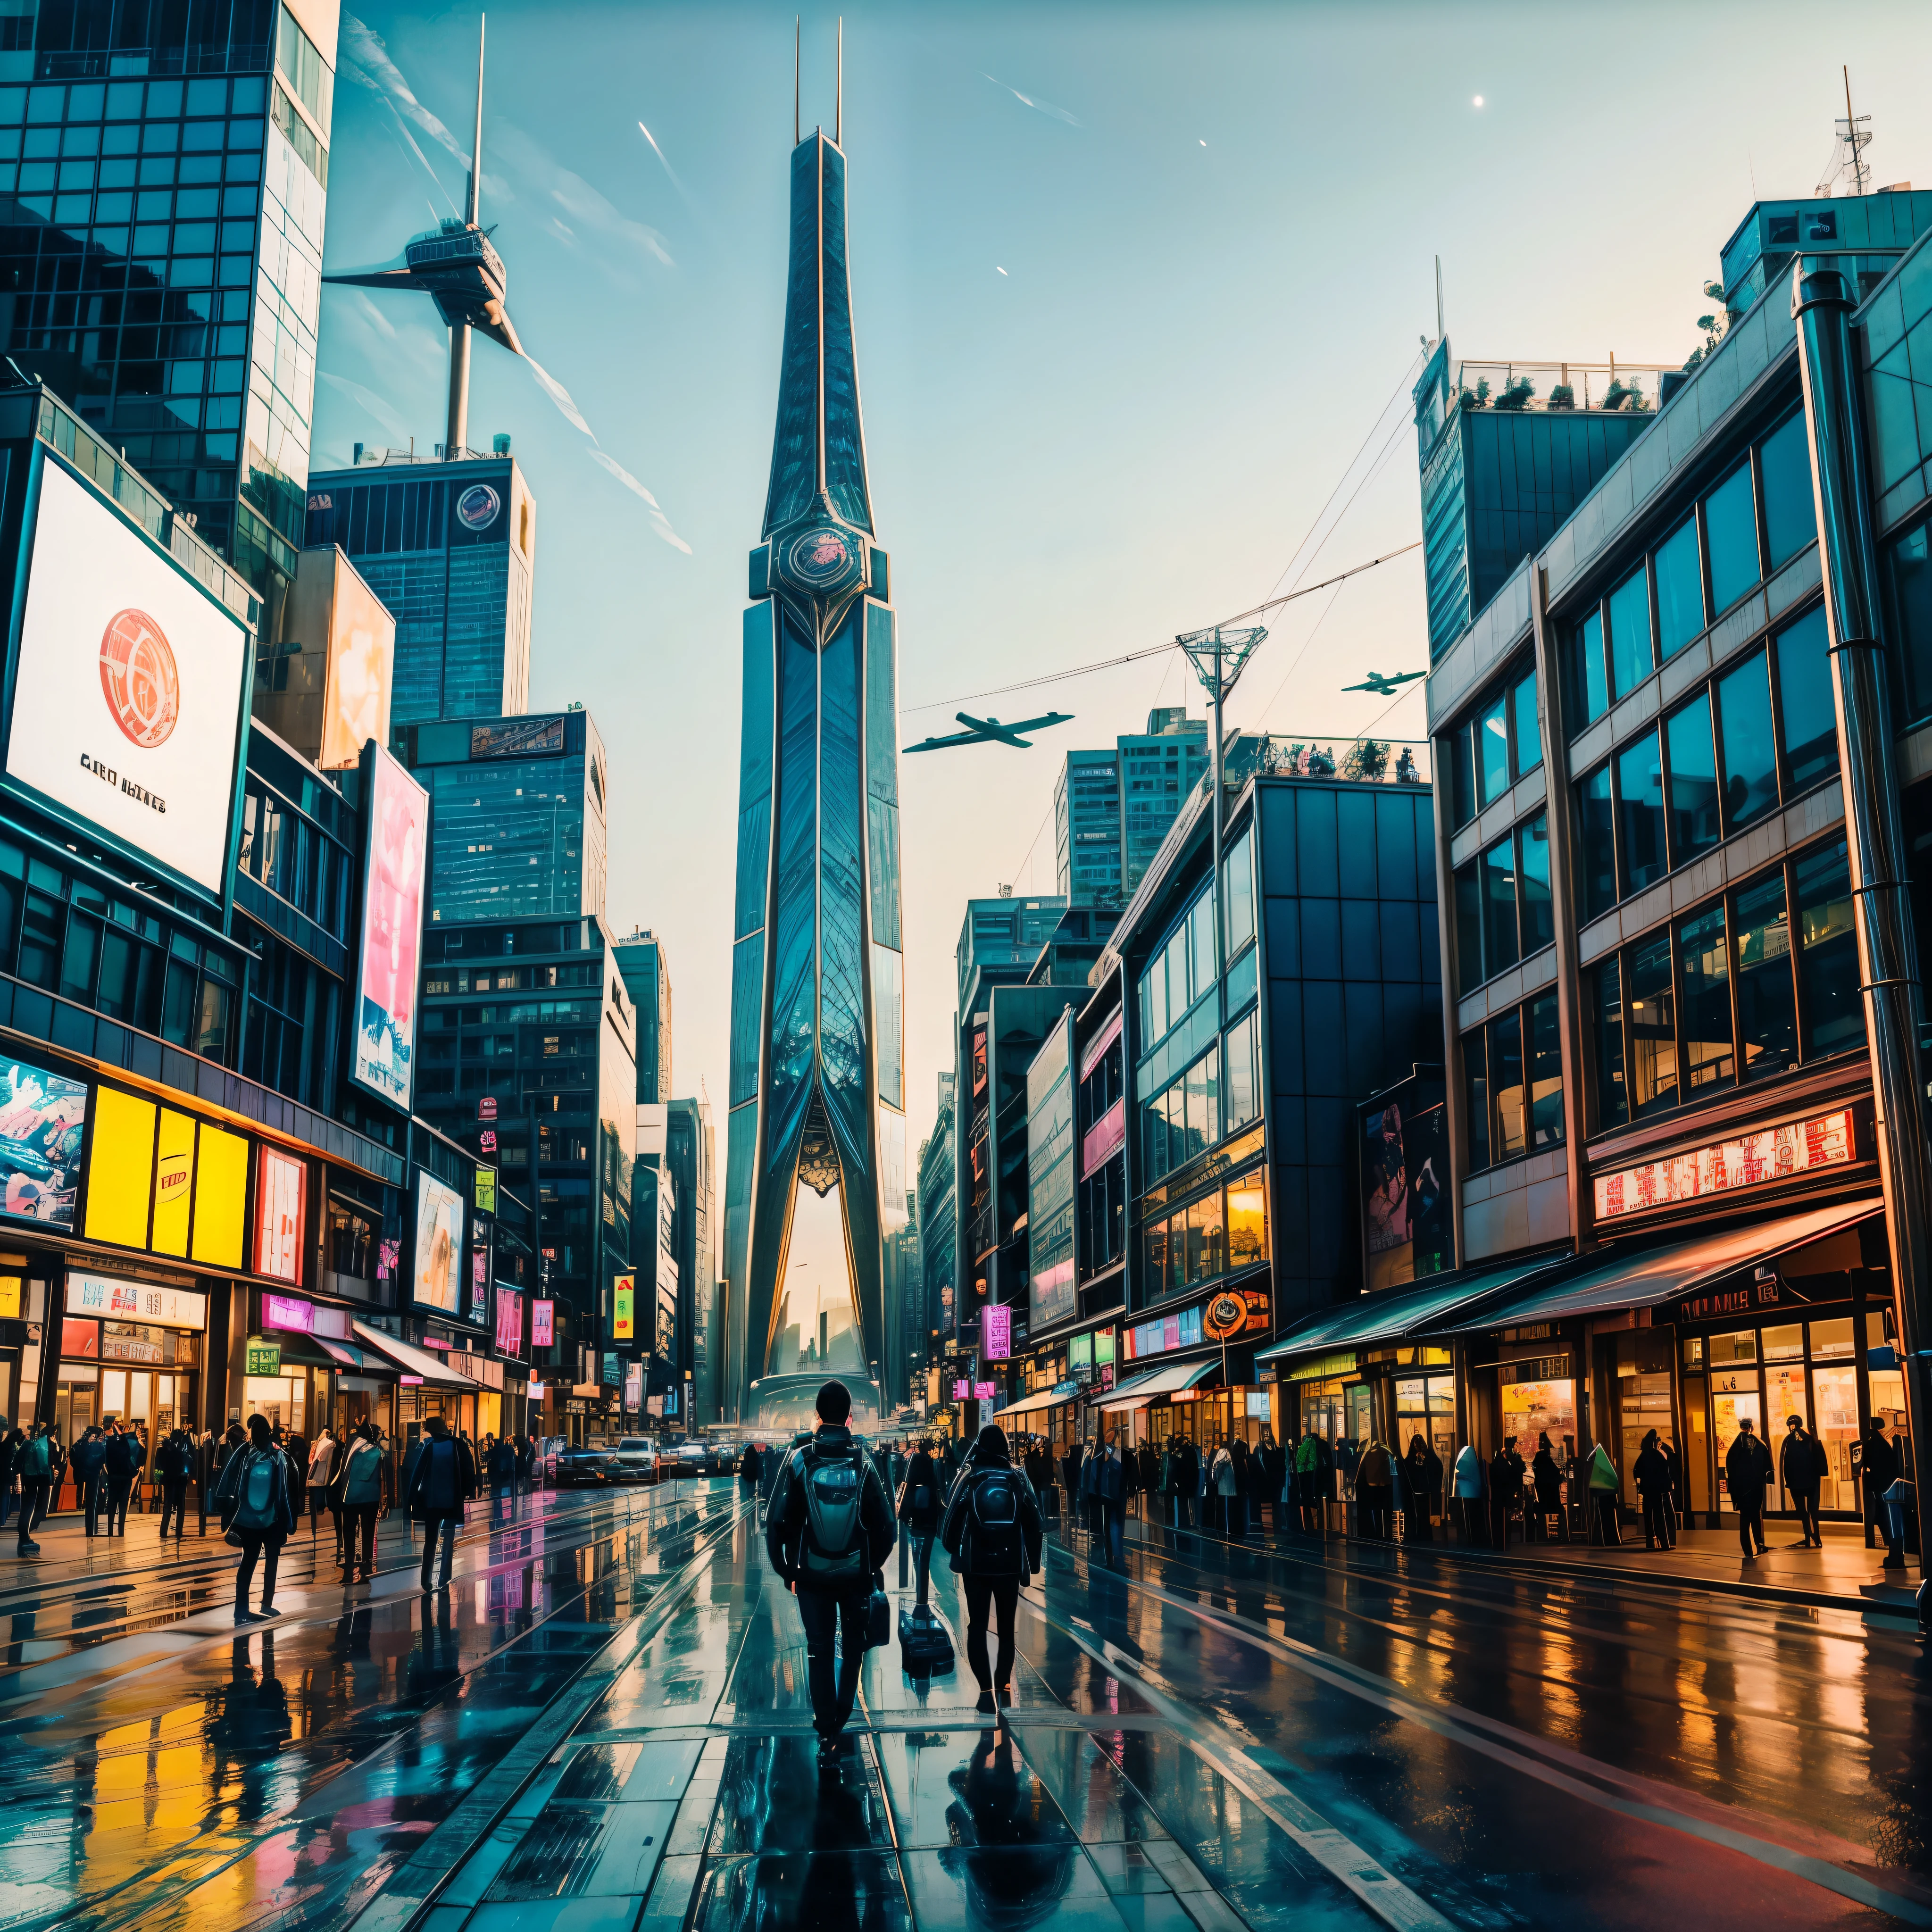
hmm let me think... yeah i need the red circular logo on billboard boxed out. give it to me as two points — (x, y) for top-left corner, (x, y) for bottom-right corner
(98, 608), (179, 748)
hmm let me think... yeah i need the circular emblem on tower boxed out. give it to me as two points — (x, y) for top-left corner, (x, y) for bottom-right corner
(456, 483), (502, 532)
(98, 608), (178, 748)
(779, 522), (865, 597)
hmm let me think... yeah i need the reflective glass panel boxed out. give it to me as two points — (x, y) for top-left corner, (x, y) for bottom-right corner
(1576, 609), (1608, 724)
(1733, 870), (1797, 1080)
(1607, 562), (1653, 697)
(1759, 410), (1816, 569)
(1512, 669), (1541, 774)
(1490, 1007), (1525, 1161)
(1705, 458), (1762, 614)
(1464, 1026), (1490, 1170)
(1775, 605), (1838, 792)
(1225, 1170), (1266, 1268)
(1654, 512), (1705, 658)
(1796, 841), (1864, 1058)
(818, 617), (869, 1166)
(1718, 650), (1779, 831)
(1480, 835), (1518, 977)
(1527, 991), (1563, 1148)
(1517, 812), (1553, 954)
(1595, 955), (1627, 1129)
(1627, 932), (1677, 1116)
(1665, 692), (1720, 865)
(1678, 903), (1733, 1092)
(1577, 763), (1616, 920)
(1616, 732), (1666, 896)
(1454, 860), (1483, 990)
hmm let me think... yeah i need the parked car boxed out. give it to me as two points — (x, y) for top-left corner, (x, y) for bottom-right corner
(608, 1437), (663, 1484)
(663, 1438), (717, 1478)
(555, 1443), (618, 1489)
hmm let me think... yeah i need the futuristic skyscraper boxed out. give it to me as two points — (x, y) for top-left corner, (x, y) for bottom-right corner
(723, 124), (906, 1423)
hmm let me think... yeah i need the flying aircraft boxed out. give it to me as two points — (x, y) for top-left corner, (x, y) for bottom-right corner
(903, 710), (1074, 753)
(1341, 669), (1425, 696)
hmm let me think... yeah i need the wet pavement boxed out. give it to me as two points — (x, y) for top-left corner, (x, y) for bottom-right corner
(4, 1481), (1930, 1932)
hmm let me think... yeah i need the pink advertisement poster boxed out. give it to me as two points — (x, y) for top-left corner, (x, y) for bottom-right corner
(352, 746), (428, 1109)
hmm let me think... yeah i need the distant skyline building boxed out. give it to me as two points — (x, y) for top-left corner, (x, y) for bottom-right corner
(394, 708), (607, 928)
(614, 931), (673, 1103)
(304, 448), (536, 725)
(1054, 708), (1210, 909)
(724, 117), (906, 1422)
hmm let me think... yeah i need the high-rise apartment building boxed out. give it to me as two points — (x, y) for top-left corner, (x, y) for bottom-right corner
(1053, 709), (1209, 909)
(614, 931), (672, 1103)
(0, 0), (340, 605)
(393, 708), (607, 929)
(666, 1095), (715, 1416)
(303, 447), (535, 725)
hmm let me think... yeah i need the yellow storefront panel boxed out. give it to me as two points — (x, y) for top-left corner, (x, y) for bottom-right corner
(191, 1124), (248, 1269)
(84, 1087), (155, 1249)
(150, 1109), (197, 1258)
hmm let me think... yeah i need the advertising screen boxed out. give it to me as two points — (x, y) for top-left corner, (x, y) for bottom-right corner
(0, 1053), (86, 1229)
(475, 1166), (497, 1215)
(352, 746), (429, 1110)
(1359, 1075), (1450, 1292)
(253, 1146), (306, 1284)
(469, 1237), (491, 1325)
(613, 1274), (635, 1343)
(624, 1360), (644, 1411)
(67, 1274), (206, 1329)
(410, 1169), (465, 1317)
(982, 1303), (1011, 1361)
(532, 1298), (554, 1348)
(317, 555), (395, 770)
(7, 457), (246, 893)
(495, 1287), (524, 1359)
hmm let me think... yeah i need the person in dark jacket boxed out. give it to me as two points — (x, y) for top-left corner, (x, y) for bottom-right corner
(154, 1429), (192, 1540)
(1725, 1417), (1774, 1558)
(765, 1380), (896, 1754)
(336, 1423), (387, 1582)
(739, 1440), (765, 1521)
(1488, 1443), (1524, 1551)
(1254, 1432), (1286, 1538)
(1138, 1440), (1160, 1516)
(1530, 1433), (1569, 1542)
(69, 1426), (109, 1535)
(1062, 1438), (1085, 1528)
(105, 1420), (145, 1534)
(1356, 1439), (1394, 1540)
(1402, 1436), (1443, 1541)
(898, 1437), (945, 1605)
(404, 1416), (477, 1591)
(1781, 1415), (1828, 1549)
(1634, 1429), (1674, 1549)
(13, 1422), (54, 1555)
(211, 1415), (298, 1624)
(940, 1424), (1044, 1721)
(1863, 1419), (1906, 1569)
(1659, 1436), (1684, 1544)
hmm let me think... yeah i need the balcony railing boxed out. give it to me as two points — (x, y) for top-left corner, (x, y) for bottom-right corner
(1450, 358), (1678, 415)
(1224, 732), (1431, 787)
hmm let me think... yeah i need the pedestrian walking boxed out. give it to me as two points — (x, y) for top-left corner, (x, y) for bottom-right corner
(1403, 1436), (1442, 1541)
(898, 1436), (944, 1605)
(0, 1419), (17, 1533)
(1062, 1437), (1085, 1529)
(102, 1419), (142, 1534)
(212, 1415), (297, 1624)
(337, 1423), (384, 1582)
(1291, 1427), (1324, 1537)
(1775, 1416), (1824, 1548)
(284, 1424), (310, 1513)
(1530, 1432), (1569, 1541)
(1355, 1437), (1394, 1540)
(1089, 1428), (1128, 1563)
(1585, 1442), (1622, 1546)
(940, 1423), (1043, 1723)
(155, 1428), (192, 1540)
(1635, 1429), (1673, 1550)
(307, 1430), (337, 1537)
(763, 1380), (895, 1757)
(739, 1438), (765, 1522)
(1138, 1439), (1160, 1519)
(13, 1420), (52, 1556)
(1452, 1440), (1485, 1544)
(405, 1416), (477, 1591)
(485, 1434), (517, 1521)
(72, 1425), (108, 1536)
(1861, 1418), (1904, 1566)
(1725, 1417), (1774, 1558)
(1255, 1431), (1285, 1538)
(1210, 1437), (1243, 1541)
(1659, 1436), (1684, 1543)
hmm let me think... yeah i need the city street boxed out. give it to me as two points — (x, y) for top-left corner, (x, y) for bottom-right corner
(8, 1482), (1927, 1932)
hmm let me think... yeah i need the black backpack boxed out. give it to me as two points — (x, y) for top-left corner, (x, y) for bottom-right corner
(969, 1466), (1024, 1575)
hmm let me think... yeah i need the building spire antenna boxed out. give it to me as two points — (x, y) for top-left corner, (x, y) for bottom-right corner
(794, 16), (800, 147)
(468, 13), (484, 226)
(835, 17), (842, 147)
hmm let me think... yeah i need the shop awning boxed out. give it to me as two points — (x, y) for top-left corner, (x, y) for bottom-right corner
(262, 1331), (366, 1374)
(1254, 1250), (1574, 1365)
(1443, 1199), (1882, 1332)
(993, 1387), (1078, 1422)
(1101, 1359), (1219, 1411)
(321, 1338), (393, 1377)
(352, 1320), (480, 1390)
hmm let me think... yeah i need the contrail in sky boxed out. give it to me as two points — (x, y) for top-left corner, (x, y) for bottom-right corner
(982, 74), (1081, 127)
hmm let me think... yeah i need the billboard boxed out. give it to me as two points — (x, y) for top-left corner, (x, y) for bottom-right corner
(613, 1273), (635, 1343)
(6, 456), (246, 894)
(0, 1054), (86, 1229)
(532, 1298), (555, 1348)
(471, 716), (562, 759)
(624, 1359), (644, 1411)
(495, 1286), (524, 1359)
(1359, 1073), (1450, 1293)
(982, 1303), (1011, 1361)
(351, 746), (429, 1110)
(410, 1169), (465, 1317)
(317, 553), (396, 770)
(253, 1146), (306, 1284)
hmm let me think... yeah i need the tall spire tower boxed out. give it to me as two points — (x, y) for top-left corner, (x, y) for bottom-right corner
(723, 86), (907, 1424)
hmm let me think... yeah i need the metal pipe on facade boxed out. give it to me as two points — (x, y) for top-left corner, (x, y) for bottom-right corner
(1792, 261), (1932, 1574)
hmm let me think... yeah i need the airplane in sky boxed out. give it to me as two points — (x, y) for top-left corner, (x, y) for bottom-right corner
(1341, 669), (1425, 696)
(903, 710), (1075, 753)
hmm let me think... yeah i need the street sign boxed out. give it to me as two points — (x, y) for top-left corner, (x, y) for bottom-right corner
(479, 1097), (498, 1122)
(245, 1339), (280, 1376)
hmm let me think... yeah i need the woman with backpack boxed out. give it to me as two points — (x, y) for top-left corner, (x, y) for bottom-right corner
(940, 1424), (1044, 1719)
(212, 1414), (297, 1624)
(898, 1437), (945, 1607)
(12, 1422), (53, 1557)
(335, 1423), (385, 1582)
(155, 1428), (193, 1541)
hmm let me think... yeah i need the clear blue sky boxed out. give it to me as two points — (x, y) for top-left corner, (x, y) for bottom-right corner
(318, 0), (1932, 1170)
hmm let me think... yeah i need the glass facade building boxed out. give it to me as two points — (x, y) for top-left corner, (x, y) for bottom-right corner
(613, 930), (671, 1102)
(724, 128), (905, 1421)
(0, 0), (338, 605)
(1053, 708), (1210, 909)
(303, 450), (535, 725)
(393, 708), (607, 929)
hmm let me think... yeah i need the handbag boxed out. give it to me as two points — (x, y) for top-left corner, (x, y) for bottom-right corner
(865, 1585), (890, 1649)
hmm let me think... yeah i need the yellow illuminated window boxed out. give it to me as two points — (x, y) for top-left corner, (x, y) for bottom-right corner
(84, 1087), (155, 1249)
(1226, 1170), (1268, 1268)
(150, 1109), (197, 1258)
(191, 1124), (248, 1269)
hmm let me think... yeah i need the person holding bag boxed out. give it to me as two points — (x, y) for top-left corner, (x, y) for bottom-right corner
(212, 1415), (297, 1624)
(941, 1423), (1044, 1722)
(897, 1437), (944, 1606)
(335, 1423), (385, 1582)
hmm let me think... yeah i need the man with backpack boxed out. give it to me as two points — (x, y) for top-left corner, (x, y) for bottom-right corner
(212, 1415), (297, 1623)
(155, 1429), (193, 1541)
(764, 1380), (896, 1757)
(941, 1424), (1044, 1719)
(103, 1420), (144, 1534)
(71, 1425), (108, 1535)
(405, 1416), (477, 1591)
(13, 1421), (52, 1556)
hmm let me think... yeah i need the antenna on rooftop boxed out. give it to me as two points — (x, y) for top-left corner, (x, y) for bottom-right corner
(1434, 255), (1444, 345)
(1816, 65), (1872, 198)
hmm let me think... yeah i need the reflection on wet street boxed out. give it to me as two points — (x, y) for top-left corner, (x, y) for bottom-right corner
(6, 1486), (1930, 1931)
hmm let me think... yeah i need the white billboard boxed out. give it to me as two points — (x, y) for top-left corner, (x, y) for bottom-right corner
(6, 457), (247, 894)
(410, 1167), (465, 1317)
(351, 745), (428, 1110)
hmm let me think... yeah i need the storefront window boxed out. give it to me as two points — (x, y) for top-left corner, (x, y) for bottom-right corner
(1395, 1373), (1456, 1465)
(1502, 1377), (1576, 1463)
(243, 1373), (305, 1432)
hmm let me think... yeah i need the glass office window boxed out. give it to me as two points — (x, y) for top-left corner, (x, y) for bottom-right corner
(1678, 903), (1733, 1093)
(1481, 835), (1518, 978)
(1665, 692), (1720, 866)
(1616, 732), (1666, 895)
(1454, 860), (1483, 990)
(1595, 956), (1628, 1129)
(1576, 608), (1608, 725)
(1733, 870), (1797, 1079)
(1759, 410), (1816, 570)
(1224, 829), (1256, 956)
(1775, 606), (1838, 792)
(1795, 841), (1863, 1058)
(1512, 669), (1541, 774)
(1464, 1027), (1490, 1171)
(1705, 459), (1762, 615)
(1718, 650), (1779, 831)
(1527, 991), (1563, 1148)
(1451, 721), (1476, 828)
(1577, 763), (1616, 921)
(1654, 512), (1705, 659)
(1881, 517), (1932, 728)
(1607, 562), (1654, 698)
(1478, 688), (1511, 806)
(1627, 932), (1678, 1116)
(1517, 812), (1553, 954)
(1490, 1006), (1525, 1161)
